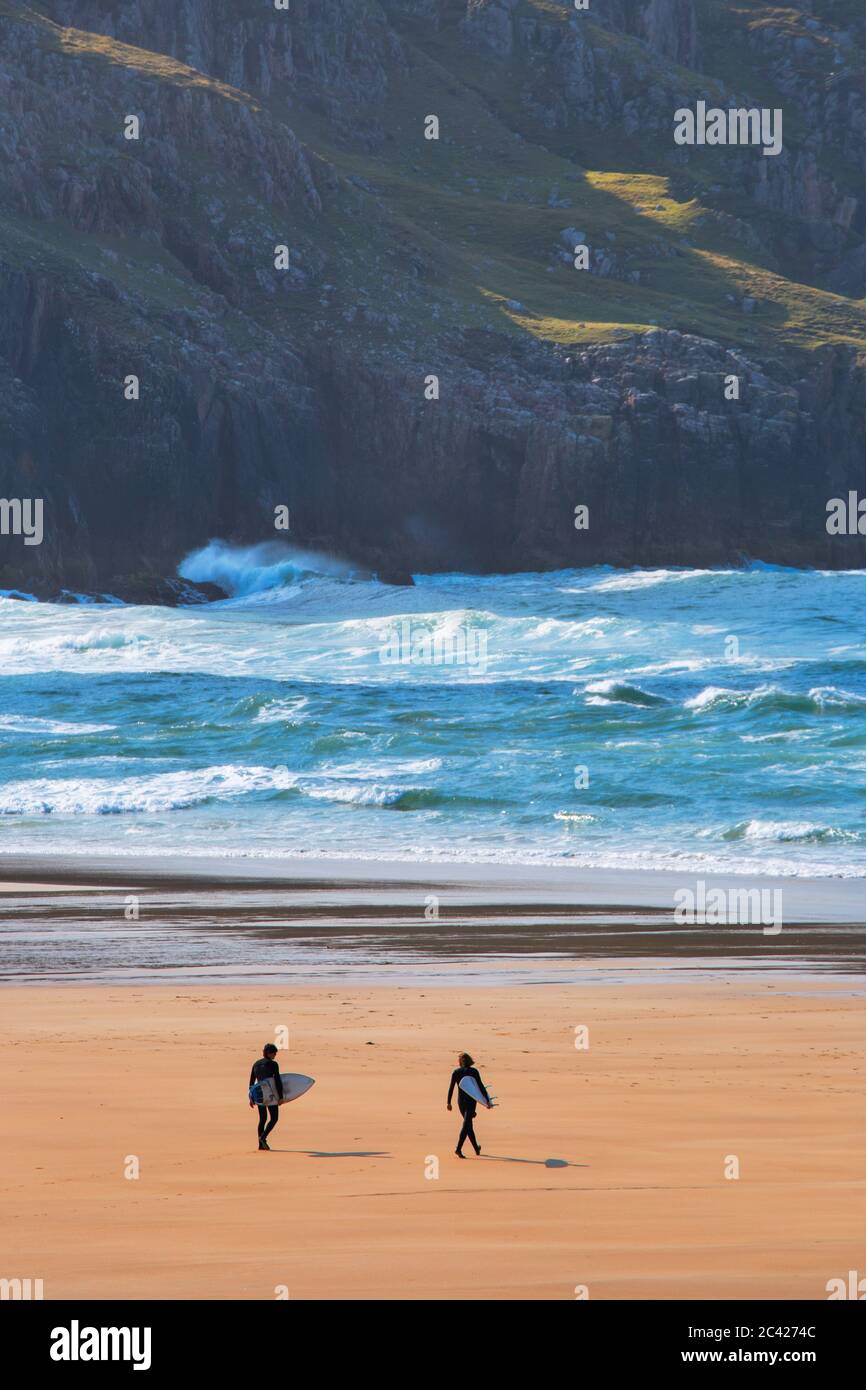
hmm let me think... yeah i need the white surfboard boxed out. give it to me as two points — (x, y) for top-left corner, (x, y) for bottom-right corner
(458, 1076), (494, 1109)
(254, 1073), (315, 1106)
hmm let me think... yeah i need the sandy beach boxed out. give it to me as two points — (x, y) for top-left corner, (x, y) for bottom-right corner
(2, 979), (863, 1301)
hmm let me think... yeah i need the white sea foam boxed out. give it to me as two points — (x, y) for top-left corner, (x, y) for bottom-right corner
(253, 697), (310, 724)
(0, 716), (115, 736)
(740, 731), (807, 743)
(319, 758), (442, 779)
(687, 683), (866, 713)
(585, 568), (714, 593)
(60, 629), (145, 652)
(0, 835), (859, 880)
(300, 782), (405, 806)
(809, 685), (866, 709)
(0, 765), (299, 815)
(722, 819), (860, 845)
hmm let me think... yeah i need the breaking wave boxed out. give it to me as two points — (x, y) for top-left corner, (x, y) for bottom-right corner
(0, 563), (862, 877)
(583, 679), (667, 707)
(721, 820), (862, 845)
(179, 540), (357, 597)
(685, 684), (866, 714)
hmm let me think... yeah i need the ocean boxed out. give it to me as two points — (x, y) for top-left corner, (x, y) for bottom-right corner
(0, 547), (864, 879)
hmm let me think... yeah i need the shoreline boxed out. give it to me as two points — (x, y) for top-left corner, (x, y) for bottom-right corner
(0, 851), (863, 921)
(0, 852), (862, 986)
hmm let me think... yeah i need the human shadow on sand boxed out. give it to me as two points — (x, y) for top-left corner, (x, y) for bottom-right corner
(275, 1149), (392, 1159)
(479, 1155), (584, 1168)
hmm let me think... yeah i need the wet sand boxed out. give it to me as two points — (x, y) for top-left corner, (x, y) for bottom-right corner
(0, 854), (863, 984)
(1, 850), (864, 920)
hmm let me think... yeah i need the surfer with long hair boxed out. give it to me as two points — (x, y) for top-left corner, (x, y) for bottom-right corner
(249, 1042), (284, 1150)
(447, 1051), (491, 1158)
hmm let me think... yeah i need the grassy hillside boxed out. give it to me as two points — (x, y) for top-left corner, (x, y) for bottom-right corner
(286, 8), (866, 357)
(2, 0), (865, 370)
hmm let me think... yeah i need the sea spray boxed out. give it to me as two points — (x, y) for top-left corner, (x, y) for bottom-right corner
(179, 540), (356, 597)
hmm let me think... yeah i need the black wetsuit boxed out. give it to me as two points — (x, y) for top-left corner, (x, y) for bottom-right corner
(447, 1066), (490, 1155)
(250, 1058), (284, 1140)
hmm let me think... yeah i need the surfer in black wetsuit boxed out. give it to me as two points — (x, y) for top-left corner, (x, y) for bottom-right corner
(447, 1052), (490, 1158)
(249, 1043), (284, 1151)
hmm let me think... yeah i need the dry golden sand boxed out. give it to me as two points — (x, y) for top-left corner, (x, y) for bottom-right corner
(1, 981), (863, 1300)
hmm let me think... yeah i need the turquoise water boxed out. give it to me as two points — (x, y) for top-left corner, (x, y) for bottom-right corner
(0, 551), (864, 877)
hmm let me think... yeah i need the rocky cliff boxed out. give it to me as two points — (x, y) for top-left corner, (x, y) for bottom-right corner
(1, 0), (864, 597)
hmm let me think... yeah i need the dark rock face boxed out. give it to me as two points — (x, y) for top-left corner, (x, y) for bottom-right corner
(377, 569), (416, 587)
(314, 332), (866, 572)
(33, 0), (405, 147)
(5, 575), (227, 605)
(577, 0), (703, 69)
(112, 576), (229, 605)
(0, 0), (865, 600)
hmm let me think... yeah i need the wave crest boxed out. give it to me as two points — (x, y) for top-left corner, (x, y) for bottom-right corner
(686, 684), (866, 715)
(584, 679), (666, 707)
(0, 765), (298, 815)
(722, 819), (861, 845)
(179, 540), (356, 598)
